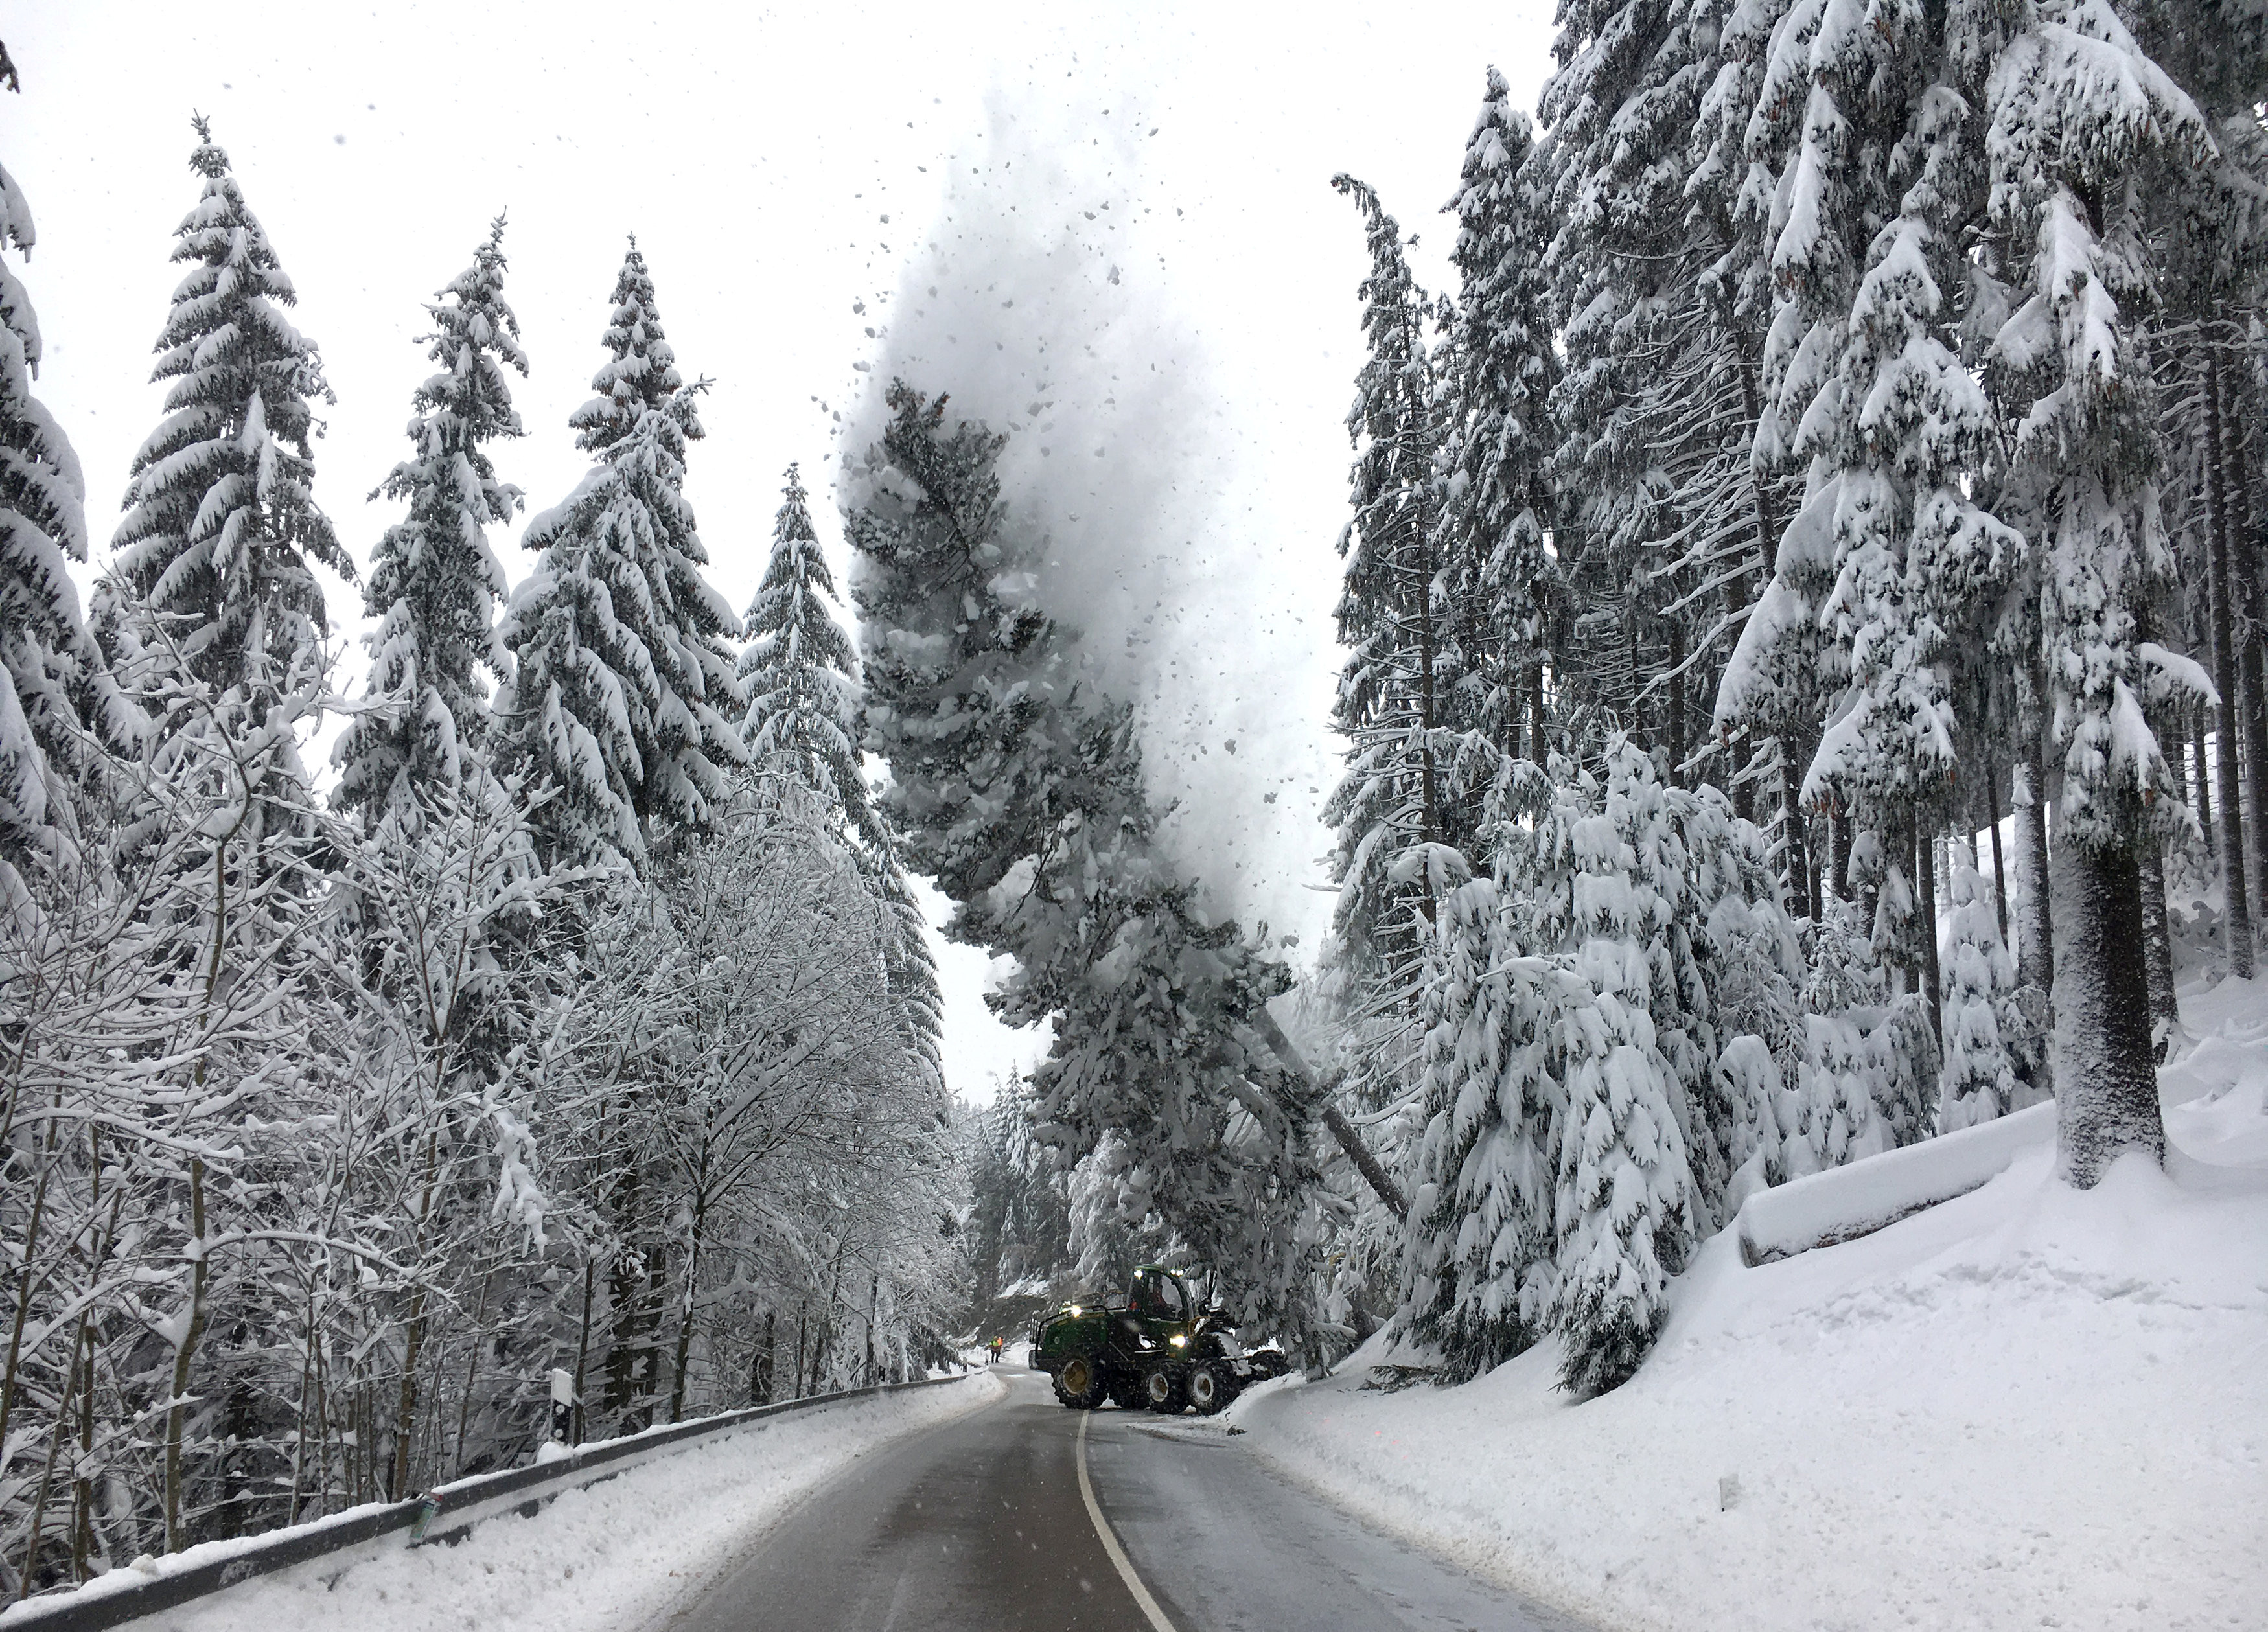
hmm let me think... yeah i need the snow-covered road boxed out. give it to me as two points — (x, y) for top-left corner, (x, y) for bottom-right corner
(669, 1364), (1578, 1632)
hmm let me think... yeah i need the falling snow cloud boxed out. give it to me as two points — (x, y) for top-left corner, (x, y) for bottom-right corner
(839, 82), (1343, 952)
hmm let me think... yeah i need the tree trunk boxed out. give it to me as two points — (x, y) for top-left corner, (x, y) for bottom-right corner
(390, 1281), (428, 1500)
(1529, 658), (1548, 766)
(1985, 759), (2009, 945)
(754, 1310), (776, 1406)
(2192, 701), (2214, 852)
(2013, 748), (2057, 991)
(20, 1342), (74, 1599)
(1915, 814), (1943, 1044)
(390, 1129), (442, 1500)
(864, 1273), (879, 1386)
(1251, 1008), (1407, 1218)
(2205, 344), (2255, 976)
(668, 1187), (710, 1425)
(1829, 803), (1852, 901)
(2243, 641), (2268, 925)
(1782, 748), (1814, 919)
(1666, 619), (1688, 783)
(633, 1242), (667, 1429)
(2139, 839), (2181, 1051)
(164, 1158), (210, 1554)
(2050, 834), (2165, 1186)
(571, 1259), (595, 1445)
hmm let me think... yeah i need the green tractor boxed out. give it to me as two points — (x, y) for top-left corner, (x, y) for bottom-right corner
(1028, 1265), (1290, 1415)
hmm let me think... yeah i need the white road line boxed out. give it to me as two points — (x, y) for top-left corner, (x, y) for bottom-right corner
(1076, 1408), (1180, 1632)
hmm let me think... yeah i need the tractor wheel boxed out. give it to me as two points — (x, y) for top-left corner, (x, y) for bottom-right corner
(1142, 1361), (1188, 1415)
(1186, 1360), (1238, 1416)
(1107, 1373), (1144, 1410)
(1054, 1353), (1105, 1410)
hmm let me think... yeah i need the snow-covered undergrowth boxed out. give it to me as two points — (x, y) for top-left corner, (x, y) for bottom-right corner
(1232, 980), (2268, 1632)
(50, 1373), (1006, 1632)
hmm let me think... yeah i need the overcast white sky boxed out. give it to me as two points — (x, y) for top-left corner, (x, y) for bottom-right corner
(5, 1), (1557, 1103)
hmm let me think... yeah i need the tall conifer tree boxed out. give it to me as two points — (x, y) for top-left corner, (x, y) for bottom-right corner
(113, 117), (349, 706)
(337, 216), (526, 823)
(739, 463), (941, 1073)
(1435, 69), (1562, 768)
(497, 240), (744, 870)
(0, 129), (122, 899)
(1983, 0), (2208, 1183)
(1323, 175), (1456, 998)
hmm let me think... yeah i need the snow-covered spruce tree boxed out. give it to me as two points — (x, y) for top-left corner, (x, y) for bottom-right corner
(846, 380), (1328, 1342)
(1691, 0), (1834, 908)
(1792, 891), (1895, 1171)
(1937, 838), (2022, 1131)
(1435, 69), (1562, 767)
(2142, 0), (2268, 979)
(0, 138), (124, 904)
(336, 216), (525, 825)
(1982, 0), (2210, 1184)
(739, 464), (865, 815)
(1403, 735), (1796, 1389)
(737, 463), (942, 1071)
(1723, 0), (2023, 1009)
(112, 119), (349, 707)
(1542, 0), (1762, 778)
(107, 114), (346, 974)
(496, 240), (743, 872)
(1325, 174), (1466, 1000)
(1553, 739), (1699, 1395)
(965, 1081), (1075, 1317)
(1400, 758), (1582, 1381)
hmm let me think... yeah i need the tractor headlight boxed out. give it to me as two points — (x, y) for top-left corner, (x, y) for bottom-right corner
(1170, 1333), (1188, 1348)
(1069, 1306), (1082, 1316)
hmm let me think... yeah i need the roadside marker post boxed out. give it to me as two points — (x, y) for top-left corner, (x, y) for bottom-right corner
(549, 1369), (575, 1445)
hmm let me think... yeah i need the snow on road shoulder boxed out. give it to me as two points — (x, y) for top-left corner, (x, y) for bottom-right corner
(153, 1372), (1007, 1632)
(1232, 991), (2268, 1632)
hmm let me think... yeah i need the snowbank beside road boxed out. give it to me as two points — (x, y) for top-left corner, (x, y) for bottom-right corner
(1234, 981), (2268, 1632)
(137, 1372), (1006, 1632)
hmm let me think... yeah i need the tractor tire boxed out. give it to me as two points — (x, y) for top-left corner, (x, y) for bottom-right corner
(1107, 1373), (1144, 1410)
(1142, 1361), (1188, 1415)
(1186, 1360), (1238, 1416)
(1053, 1353), (1106, 1410)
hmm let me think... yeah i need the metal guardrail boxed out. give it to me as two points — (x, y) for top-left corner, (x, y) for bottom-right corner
(0, 1373), (973, 1632)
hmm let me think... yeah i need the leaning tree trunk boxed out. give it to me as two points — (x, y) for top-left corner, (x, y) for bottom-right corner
(1251, 1009), (1407, 1219)
(2050, 834), (2165, 1186)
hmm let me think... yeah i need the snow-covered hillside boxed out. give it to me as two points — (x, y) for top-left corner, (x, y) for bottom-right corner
(1230, 978), (2268, 1632)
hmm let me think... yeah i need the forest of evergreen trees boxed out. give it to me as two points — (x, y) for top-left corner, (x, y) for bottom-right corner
(1312, 0), (2267, 1393)
(944, 0), (2265, 1399)
(0, 82), (957, 1592)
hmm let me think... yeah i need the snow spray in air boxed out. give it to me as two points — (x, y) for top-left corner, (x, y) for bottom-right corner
(838, 84), (1339, 953)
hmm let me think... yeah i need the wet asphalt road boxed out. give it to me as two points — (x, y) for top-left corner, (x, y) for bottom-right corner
(667, 1364), (1584, 1632)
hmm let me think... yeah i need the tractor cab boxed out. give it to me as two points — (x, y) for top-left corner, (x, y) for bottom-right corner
(1128, 1265), (1193, 1322)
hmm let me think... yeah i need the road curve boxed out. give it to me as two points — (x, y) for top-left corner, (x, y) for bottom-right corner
(668, 1364), (1583, 1632)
